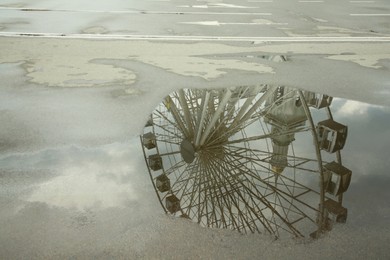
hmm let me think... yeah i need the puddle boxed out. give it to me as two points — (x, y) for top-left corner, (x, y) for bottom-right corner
(141, 84), (359, 239)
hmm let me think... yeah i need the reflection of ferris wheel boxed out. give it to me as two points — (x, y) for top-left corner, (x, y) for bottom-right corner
(141, 84), (352, 239)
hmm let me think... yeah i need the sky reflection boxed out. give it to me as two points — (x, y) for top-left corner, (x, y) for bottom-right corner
(1, 140), (155, 211)
(333, 99), (390, 179)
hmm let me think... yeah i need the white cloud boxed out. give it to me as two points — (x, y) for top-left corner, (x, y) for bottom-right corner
(27, 164), (137, 210)
(335, 99), (386, 117)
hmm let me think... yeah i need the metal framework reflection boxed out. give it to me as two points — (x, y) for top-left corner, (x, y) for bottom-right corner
(140, 83), (351, 239)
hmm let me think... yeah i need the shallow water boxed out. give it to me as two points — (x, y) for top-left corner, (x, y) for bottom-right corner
(1, 66), (390, 257)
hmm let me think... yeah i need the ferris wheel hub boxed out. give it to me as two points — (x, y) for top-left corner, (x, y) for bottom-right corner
(180, 139), (196, 164)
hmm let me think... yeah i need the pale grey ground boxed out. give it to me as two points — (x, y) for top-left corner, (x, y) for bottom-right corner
(1, 0), (390, 259)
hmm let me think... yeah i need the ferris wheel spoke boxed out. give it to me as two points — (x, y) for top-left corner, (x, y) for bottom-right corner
(182, 169), (203, 222)
(272, 187), (298, 223)
(221, 153), (306, 237)
(157, 151), (181, 157)
(228, 86), (276, 135)
(196, 162), (208, 225)
(200, 160), (215, 227)
(204, 159), (241, 230)
(194, 91), (210, 146)
(153, 121), (180, 134)
(260, 87), (298, 116)
(176, 89), (195, 138)
(217, 126), (308, 148)
(276, 172), (320, 197)
(207, 157), (256, 233)
(155, 137), (181, 146)
(187, 90), (202, 130)
(225, 144), (320, 176)
(205, 112), (270, 148)
(227, 144), (317, 165)
(230, 95), (257, 124)
(201, 158), (228, 228)
(182, 165), (202, 218)
(162, 160), (186, 179)
(222, 147), (273, 177)
(203, 173), (228, 229)
(199, 89), (233, 146)
(276, 174), (304, 196)
(220, 154), (294, 235)
(164, 95), (190, 138)
(207, 90), (243, 141)
(240, 166), (319, 220)
(244, 183), (304, 237)
(210, 156), (277, 234)
(221, 181), (262, 232)
(175, 165), (199, 205)
(228, 153), (318, 214)
(270, 184), (317, 225)
(201, 155), (232, 228)
(170, 160), (199, 194)
(276, 172), (295, 197)
(153, 123), (182, 139)
(223, 147), (290, 202)
(204, 163), (223, 228)
(200, 157), (223, 226)
(176, 158), (200, 197)
(154, 110), (184, 137)
(274, 193), (312, 221)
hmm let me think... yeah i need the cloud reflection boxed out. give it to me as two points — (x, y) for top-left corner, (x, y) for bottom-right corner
(23, 141), (145, 210)
(335, 99), (389, 117)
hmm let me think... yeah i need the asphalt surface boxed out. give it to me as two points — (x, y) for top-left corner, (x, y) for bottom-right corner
(0, 0), (390, 38)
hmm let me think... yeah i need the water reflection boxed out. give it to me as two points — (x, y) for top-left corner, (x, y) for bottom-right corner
(141, 85), (352, 239)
